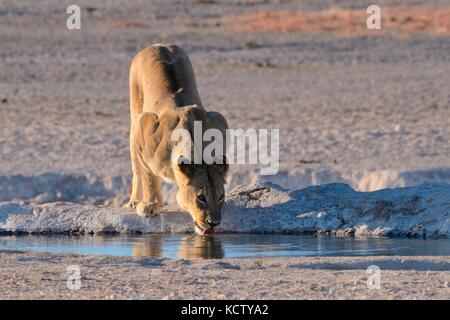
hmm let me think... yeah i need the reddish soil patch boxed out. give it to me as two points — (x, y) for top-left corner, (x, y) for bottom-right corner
(224, 5), (450, 36)
(113, 19), (147, 28)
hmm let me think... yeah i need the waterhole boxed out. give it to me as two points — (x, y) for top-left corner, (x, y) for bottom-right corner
(1, 234), (449, 260)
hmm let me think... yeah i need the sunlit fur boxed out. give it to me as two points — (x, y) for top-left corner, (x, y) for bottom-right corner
(126, 43), (228, 230)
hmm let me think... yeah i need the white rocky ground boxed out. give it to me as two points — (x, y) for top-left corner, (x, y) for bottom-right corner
(1, 182), (449, 237)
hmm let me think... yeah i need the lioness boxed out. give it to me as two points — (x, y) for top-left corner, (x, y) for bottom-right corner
(126, 44), (228, 235)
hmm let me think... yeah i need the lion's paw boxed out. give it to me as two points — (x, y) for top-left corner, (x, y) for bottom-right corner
(136, 202), (161, 218)
(124, 199), (139, 209)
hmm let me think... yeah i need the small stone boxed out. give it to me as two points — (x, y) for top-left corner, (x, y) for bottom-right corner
(445, 281), (449, 288)
(86, 6), (97, 13)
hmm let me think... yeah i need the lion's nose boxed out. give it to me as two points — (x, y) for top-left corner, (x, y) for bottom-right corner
(205, 219), (220, 228)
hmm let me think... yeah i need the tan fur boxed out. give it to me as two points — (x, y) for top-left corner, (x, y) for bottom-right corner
(126, 44), (228, 230)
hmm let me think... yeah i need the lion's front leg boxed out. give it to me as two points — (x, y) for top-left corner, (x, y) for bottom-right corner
(124, 173), (141, 209)
(125, 118), (145, 209)
(125, 159), (142, 209)
(136, 171), (163, 218)
(136, 201), (161, 217)
(127, 112), (164, 217)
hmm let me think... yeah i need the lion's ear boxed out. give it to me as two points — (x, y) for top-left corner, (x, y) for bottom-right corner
(178, 163), (194, 176)
(214, 163), (228, 179)
(207, 111), (228, 130)
(212, 155), (229, 179)
(177, 156), (201, 176)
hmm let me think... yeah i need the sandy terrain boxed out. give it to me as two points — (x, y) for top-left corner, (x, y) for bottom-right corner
(0, 0), (449, 205)
(0, 250), (448, 299)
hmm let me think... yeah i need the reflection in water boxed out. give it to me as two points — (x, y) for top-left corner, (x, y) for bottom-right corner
(132, 235), (163, 258)
(0, 234), (449, 259)
(177, 236), (224, 259)
(131, 235), (224, 259)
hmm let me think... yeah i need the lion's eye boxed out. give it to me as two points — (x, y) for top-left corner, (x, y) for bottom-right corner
(197, 194), (207, 204)
(218, 194), (225, 202)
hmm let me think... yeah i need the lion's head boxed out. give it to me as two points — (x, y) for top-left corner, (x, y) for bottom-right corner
(174, 161), (228, 235)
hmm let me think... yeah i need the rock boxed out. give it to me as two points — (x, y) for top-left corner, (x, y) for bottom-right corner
(0, 182), (449, 237)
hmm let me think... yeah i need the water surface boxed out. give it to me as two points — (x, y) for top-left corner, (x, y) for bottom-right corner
(1, 234), (449, 259)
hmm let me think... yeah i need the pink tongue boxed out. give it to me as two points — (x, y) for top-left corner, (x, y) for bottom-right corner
(194, 224), (216, 235)
(203, 228), (215, 235)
